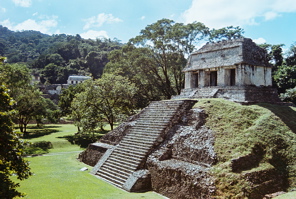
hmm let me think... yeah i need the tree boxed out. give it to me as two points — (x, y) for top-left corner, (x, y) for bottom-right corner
(126, 19), (209, 99)
(71, 74), (138, 131)
(0, 63), (31, 96)
(209, 26), (244, 42)
(14, 86), (48, 134)
(279, 87), (296, 104)
(286, 43), (296, 66)
(85, 51), (108, 79)
(259, 44), (284, 68)
(58, 84), (85, 116)
(273, 64), (296, 93)
(70, 91), (103, 133)
(271, 44), (284, 67)
(0, 84), (32, 199)
(0, 63), (52, 133)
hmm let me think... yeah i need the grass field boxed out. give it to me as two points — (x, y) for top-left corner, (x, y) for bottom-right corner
(14, 124), (164, 199)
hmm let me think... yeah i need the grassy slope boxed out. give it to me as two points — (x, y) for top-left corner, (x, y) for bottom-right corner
(195, 99), (296, 198)
(14, 124), (163, 199)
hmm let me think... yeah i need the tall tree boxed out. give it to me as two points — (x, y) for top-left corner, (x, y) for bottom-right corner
(15, 87), (48, 134)
(125, 19), (209, 99)
(71, 74), (137, 131)
(0, 63), (51, 133)
(0, 85), (32, 199)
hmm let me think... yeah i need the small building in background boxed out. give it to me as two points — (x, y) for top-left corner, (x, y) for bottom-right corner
(67, 75), (91, 85)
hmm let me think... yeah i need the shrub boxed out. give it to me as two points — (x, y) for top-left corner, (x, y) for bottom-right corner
(23, 141), (53, 156)
(64, 134), (102, 148)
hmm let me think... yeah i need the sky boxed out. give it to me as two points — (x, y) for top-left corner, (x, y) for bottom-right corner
(0, 0), (296, 52)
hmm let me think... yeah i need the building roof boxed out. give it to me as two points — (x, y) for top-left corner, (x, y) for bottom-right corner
(68, 75), (91, 81)
(183, 38), (271, 72)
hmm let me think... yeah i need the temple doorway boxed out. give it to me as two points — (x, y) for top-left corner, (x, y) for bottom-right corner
(193, 73), (199, 88)
(210, 71), (217, 86)
(230, 69), (236, 86)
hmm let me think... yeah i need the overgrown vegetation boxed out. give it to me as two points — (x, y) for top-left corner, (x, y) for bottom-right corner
(195, 99), (296, 198)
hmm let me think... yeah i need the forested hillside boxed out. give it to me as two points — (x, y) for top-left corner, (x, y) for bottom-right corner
(0, 25), (122, 84)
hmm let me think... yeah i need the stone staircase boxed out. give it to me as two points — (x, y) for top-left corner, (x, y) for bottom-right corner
(93, 100), (190, 189)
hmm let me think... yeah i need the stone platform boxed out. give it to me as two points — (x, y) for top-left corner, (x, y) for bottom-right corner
(173, 86), (281, 104)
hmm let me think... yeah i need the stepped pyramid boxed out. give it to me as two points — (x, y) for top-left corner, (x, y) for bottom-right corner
(90, 100), (194, 190)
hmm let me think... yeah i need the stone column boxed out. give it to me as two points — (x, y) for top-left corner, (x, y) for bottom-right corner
(184, 72), (192, 89)
(236, 65), (243, 86)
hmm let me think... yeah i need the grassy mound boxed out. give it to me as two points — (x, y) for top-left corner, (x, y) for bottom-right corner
(195, 99), (296, 198)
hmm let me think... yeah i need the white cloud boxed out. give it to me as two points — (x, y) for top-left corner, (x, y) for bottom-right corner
(0, 7), (6, 13)
(1, 16), (58, 34)
(182, 0), (296, 28)
(253, 37), (267, 44)
(80, 30), (109, 40)
(264, 11), (280, 20)
(83, 13), (122, 30)
(12, 0), (32, 7)
(140, 16), (146, 20)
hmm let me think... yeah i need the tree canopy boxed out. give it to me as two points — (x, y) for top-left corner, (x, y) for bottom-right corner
(106, 19), (210, 103)
(0, 85), (32, 199)
(70, 74), (137, 132)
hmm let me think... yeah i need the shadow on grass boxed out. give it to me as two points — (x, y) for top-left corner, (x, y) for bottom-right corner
(26, 125), (62, 129)
(258, 103), (296, 134)
(58, 130), (108, 148)
(24, 129), (60, 139)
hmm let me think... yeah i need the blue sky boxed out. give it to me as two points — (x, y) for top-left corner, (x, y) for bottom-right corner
(1, 0), (296, 52)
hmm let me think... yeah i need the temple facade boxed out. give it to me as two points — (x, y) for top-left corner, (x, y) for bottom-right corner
(175, 38), (280, 103)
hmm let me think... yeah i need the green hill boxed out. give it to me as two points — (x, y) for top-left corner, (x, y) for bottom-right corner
(194, 99), (296, 198)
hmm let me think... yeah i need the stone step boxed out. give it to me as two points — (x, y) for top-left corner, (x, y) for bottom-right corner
(127, 128), (162, 134)
(106, 158), (138, 170)
(137, 117), (172, 122)
(116, 147), (147, 156)
(97, 171), (125, 187)
(119, 141), (152, 149)
(122, 136), (156, 144)
(132, 124), (167, 129)
(108, 154), (141, 165)
(99, 166), (130, 180)
(125, 131), (159, 137)
(103, 160), (134, 173)
(120, 140), (155, 148)
(112, 150), (145, 160)
(135, 120), (172, 125)
(112, 150), (143, 162)
(95, 100), (187, 189)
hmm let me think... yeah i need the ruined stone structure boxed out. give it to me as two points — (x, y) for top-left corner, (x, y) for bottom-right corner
(174, 38), (281, 103)
(79, 39), (289, 198)
(80, 100), (200, 192)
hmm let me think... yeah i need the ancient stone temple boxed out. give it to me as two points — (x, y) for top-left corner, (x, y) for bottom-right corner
(78, 38), (291, 199)
(175, 38), (280, 103)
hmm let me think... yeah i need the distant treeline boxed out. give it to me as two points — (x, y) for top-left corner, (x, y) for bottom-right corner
(0, 25), (122, 84)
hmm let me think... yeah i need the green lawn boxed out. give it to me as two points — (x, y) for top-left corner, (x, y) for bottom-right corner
(14, 124), (164, 199)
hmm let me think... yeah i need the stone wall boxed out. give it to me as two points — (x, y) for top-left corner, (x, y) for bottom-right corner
(184, 38), (270, 72)
(146, 108), (216, 199)
(78, 143), (113, 166)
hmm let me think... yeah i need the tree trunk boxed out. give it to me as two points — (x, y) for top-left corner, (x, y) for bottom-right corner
(19, 123), (24, 133)
(24, 123), (27, 134)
